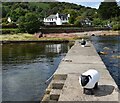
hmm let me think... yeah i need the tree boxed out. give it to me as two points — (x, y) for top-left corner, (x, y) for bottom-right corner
(63, 9), (78, 24)
(18, 13), (42, 34)
(81, 9), (95, 19)
(2, 6), (10, 18)
(2, 6), (7, 18)
(98, 0), (120, 19)
(93, 18), (103, 26)
(74, 16), (85, 26)
(6, 7), (27, 22)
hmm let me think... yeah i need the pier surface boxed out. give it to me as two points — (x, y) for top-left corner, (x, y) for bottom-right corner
(42, 40), (119, 102)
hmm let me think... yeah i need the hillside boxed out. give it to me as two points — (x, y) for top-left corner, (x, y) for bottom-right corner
(2, 2), (96, 22)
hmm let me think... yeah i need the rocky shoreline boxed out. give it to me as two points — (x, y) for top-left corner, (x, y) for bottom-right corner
(42, 30), (119, 38)
(1, 30), (119, 43)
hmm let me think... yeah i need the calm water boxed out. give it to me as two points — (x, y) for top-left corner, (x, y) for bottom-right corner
(2, 42), (72, 101)
(91, 35), (120, 89)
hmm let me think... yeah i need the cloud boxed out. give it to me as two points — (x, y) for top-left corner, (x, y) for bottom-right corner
(58, 0), (120, 8)
(58, 0), (103, 3)
(58, 0), (101, 8)
(58, 0), (119, 2)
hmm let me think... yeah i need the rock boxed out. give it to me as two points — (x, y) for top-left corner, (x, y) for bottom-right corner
(34, 32), (43, 38)
(103, 47), (110, 50)
(98, 51), (108, 55)
(111, 55), (120, 59)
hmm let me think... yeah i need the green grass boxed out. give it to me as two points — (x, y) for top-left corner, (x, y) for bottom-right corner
(1, 33), (82, 41)
(1, 28), (19, 34)
(1, 28), (18, 30)
(29, 2), (50, 9)
(1, 33), (34, 41)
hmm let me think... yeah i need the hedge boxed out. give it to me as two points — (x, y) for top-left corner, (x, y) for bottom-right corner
(112, 24), (120, 30)
(40, 27), (111, 34)
(2, 29), (19, 34)
(42, 24), (82, 28)
(2, 23), (18, 28)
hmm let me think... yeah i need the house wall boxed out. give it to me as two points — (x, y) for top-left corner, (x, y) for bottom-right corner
(44, 13), (70, 25)
(56, 18), (62, 25)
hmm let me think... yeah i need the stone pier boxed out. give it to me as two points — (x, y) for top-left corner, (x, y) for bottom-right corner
(42, 40), (119, 102)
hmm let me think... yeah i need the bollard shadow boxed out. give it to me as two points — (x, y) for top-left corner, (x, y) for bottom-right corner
(85, 45), (91, 47)
(94, 85), (115, 97)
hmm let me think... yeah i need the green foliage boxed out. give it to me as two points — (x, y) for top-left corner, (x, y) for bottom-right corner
(2, 2), (95, 23)
(74, 20), (82, 26)
(18, 13), (41, 34)
(2, 18), (7, 23)
(18, 16), (26, 33)
(62, 9), (78, 24)
(69, 16), (75, 24)
(2, 28), (19, 34)
(74, 16), (85, 26)
(81, 9), (96, 19)
(112, 24), (120, 30)
(93, 18), (103, 26)
(29, 2), (50, 10)
(98, 0), (120, 19)
(2, 22), (18, 28)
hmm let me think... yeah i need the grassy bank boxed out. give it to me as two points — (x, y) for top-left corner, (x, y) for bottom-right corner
(0, 33), (81, 41)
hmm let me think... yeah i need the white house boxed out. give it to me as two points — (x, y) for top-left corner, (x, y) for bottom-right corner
(7, 17), (12, 23)
(44, 13), (70, 25)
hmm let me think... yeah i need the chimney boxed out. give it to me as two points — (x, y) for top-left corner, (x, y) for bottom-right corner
(56, 13), (59, 18)
(68, 14), (70, 18)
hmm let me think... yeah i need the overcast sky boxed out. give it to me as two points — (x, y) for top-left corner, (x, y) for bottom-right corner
(58, 0), (120, 9)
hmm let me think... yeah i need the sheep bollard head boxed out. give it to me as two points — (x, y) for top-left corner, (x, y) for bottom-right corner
(81, 75), (92, 86)
(81, 39), (86, 47)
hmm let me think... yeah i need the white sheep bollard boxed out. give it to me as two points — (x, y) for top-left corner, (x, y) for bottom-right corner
(79, 69), (100, 95)
(81, 39), (86, 47)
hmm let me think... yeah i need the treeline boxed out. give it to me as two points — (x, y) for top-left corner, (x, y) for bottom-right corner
(2, 1), (120, 34)
(2, 2), (95, 22)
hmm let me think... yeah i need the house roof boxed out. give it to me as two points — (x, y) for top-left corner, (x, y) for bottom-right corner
(46, 14), (68, 19)
(59, 14), (68, 19)
(46, 15), (57, 19)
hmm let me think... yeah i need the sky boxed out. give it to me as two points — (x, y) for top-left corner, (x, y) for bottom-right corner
(58, 0), (120, 9)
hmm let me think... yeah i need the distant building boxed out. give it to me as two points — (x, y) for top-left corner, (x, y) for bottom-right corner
(7, 17), (12, 23)
(44, 13), (70, 25)
(80, 18), (92, 26)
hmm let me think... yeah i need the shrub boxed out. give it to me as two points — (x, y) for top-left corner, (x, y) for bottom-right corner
(74, 20), (82, 27)
(112, 24), (120, 30)
(2, 29), (19, 34)
(2, 18), (8, 23)
(2, 23), (18, 28)
(18, 13), (41, 34)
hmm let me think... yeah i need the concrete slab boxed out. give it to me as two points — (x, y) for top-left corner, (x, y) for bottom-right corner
(59, 74), (118, 101)
(50, 89), (61, 101)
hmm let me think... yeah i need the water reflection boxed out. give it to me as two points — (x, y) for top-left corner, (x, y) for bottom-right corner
(46, 44), (62, 53)
(2, 42), (73, 101)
